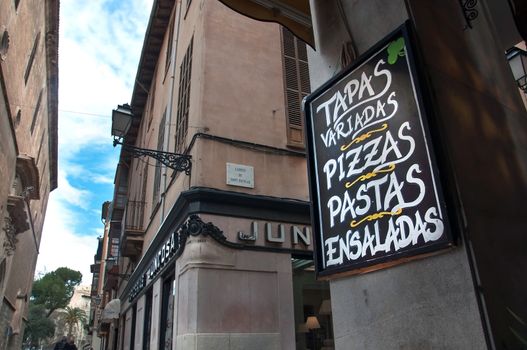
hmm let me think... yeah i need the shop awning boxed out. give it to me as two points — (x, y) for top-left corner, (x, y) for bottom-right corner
(101, 299), (121, 321)
(217, 0), (314, 47)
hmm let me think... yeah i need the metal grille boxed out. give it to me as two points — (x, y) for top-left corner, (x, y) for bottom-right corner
(125, 200), (146, 232)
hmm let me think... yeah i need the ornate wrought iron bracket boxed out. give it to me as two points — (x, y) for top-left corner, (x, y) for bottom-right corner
(180, 215), (227, 242)
(459, 0), (478, 29)
(114, 139), (192, 175)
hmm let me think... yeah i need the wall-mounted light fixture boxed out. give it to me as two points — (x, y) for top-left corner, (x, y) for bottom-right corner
(506, 47), (527, 93)
(111, 104), (192, 174)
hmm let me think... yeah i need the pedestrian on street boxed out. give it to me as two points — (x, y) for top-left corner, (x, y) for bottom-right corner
(64, 337), (78, 350)
(54, 336), (67, 350)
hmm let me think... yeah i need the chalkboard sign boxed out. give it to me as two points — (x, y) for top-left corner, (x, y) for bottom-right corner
(304, 22), (454, 278)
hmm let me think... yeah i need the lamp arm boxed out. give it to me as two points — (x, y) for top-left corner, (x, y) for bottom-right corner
(114, 139), (192, 175)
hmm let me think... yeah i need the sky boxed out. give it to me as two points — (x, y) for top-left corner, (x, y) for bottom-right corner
(36, 0), (154, 285)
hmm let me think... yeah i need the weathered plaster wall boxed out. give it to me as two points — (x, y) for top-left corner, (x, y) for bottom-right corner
(307, 0), (490, 348)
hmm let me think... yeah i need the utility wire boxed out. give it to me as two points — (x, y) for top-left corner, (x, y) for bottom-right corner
(9, 102), (112, 118)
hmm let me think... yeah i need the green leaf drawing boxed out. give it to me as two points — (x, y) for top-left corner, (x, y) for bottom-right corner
(387, 37), (405, 65)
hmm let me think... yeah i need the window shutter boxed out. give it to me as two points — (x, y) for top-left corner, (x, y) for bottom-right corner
(165, 15), (175, 74)
(152, 110), (166, 208)
(175, 37), (193, 154)
(141, 163), (148, 205)
(282, 27), (310, 148)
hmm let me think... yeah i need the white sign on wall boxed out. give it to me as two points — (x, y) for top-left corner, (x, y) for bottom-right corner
(226, 163), (254, 188)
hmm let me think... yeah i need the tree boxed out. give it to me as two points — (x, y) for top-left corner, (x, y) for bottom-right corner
(60, 306), (87, 336)
(31, 267), (82, 317)
(23, 304), (55, 348)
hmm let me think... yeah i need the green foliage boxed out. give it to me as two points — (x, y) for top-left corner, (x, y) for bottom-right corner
(60, 306), (87, 336)
(31, 267), (82, 317)
(23, 304), (55, 347)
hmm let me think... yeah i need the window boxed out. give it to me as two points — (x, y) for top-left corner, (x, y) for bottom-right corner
(141, 163), (149, 204)
(30, 89), (43, 134)
(36, 131), (45, 164)
(130, 304), (137, 350)
(0, 259), (6, 291)
(165, 15), (175, 74)
(24, 32), (40, 84)
(175, 37), (193, 154)
(110, 238), (119, 257)
(147, 69), (157, 129)
(281, 27), (310, 148)
(0, 30), (9, 60)
(143, 289), (153, 350)
(159, 275), (174, 350)
(292, 259), (333, 349)
(185, 0), (192, 18)
(14, 109), (21, 128)
(152, 110), (166, 208)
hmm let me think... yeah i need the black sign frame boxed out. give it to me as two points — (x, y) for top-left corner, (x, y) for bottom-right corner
(304, 21), (456, 279)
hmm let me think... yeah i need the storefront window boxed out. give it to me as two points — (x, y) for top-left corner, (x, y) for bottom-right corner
(159, 275), (175, 350)
(292, 259), (334, 350)
(143, 289), (153, 350)
(130, 304), (136, 350)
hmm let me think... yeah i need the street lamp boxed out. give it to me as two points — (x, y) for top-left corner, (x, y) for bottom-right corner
(111, 104), (191, 174)
(506, 47), (527, 93)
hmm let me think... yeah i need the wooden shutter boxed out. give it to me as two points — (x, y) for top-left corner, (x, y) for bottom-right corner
(152, 110), (166, 208)
(165, 14), (175, 74)
(282, 27), (310, 148)
(175, 37), (193, 153)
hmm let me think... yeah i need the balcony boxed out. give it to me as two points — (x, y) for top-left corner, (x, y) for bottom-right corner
(120, 200), (145, 260)
(103, 260), (119, 291)
(90, 263), (100, 274)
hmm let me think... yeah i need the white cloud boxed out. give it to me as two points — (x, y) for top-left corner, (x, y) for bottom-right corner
(37, 192), (99, 284)
(37, 0), (153, 286)
(55, 169), (92, 209)
(62, 155), (118, 185)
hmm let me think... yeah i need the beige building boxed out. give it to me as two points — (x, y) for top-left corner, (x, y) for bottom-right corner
(0, 0), (58, 349)
(89, 201), (119, 350)
(219, 0), (527, 349)
(93, 0), (333, 349)
(67, 285), (91, 347)
(96, 0), (527, 349)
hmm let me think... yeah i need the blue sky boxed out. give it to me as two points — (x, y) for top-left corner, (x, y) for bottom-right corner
(36, 0), (153, 284)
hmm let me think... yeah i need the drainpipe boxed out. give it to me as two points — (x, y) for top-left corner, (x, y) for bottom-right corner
(160, 0), (183, 223)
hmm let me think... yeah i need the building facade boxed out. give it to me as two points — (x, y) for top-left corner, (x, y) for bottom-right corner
(89, 201), (120, 350)
(97, 0), (527, 349)
(220, 0), (527, 349)
(305, 1), (527, 349)
(93, 0), (334, 349)
(67, 285), (91, 348)
(0, 0), (58, 349)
